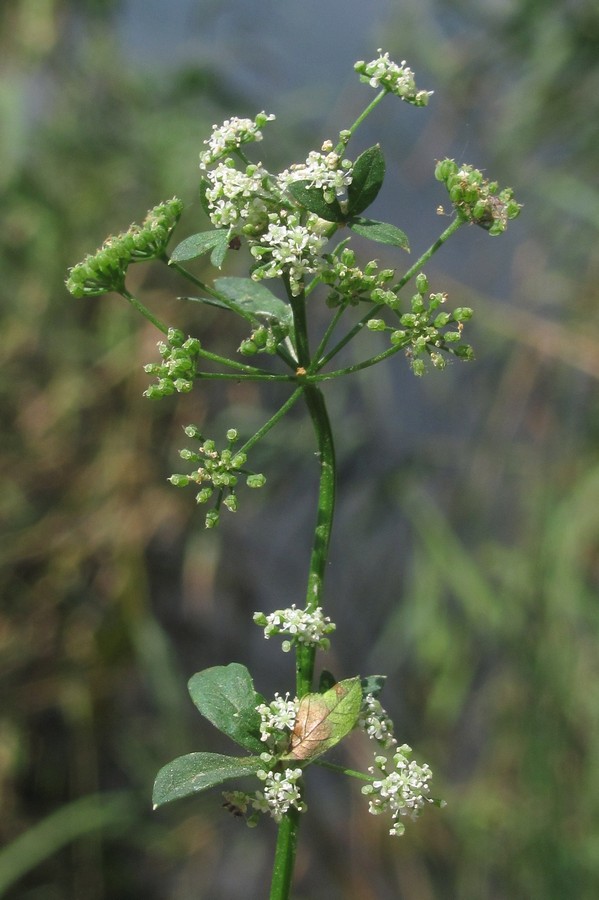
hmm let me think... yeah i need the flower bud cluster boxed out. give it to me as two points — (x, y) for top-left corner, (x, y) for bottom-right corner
(222, 767), (306, 828)
(204, 159), (278, 232)
(277, 140), (353, 204)
(361, 744), (437, 836)
(320, 249), (395, 307)
(367, 272), (474, 375)
(256, 693), (299, 753)
(168, 425), (266, 527)
(253, 604), (336, 652)
(435, 159), (521, 235)
(143, 328), (201, 398)
(238, 321), (290, 356)
(254, 767), (306, 823)
(66, 199), (183, 297)
(354, 50), (433, 106)
(199, 112), (276, 169)
(358, 693), (397, 751)
(250, 212), (327, 297)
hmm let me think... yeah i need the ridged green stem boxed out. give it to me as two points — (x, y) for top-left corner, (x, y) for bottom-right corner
(269, 290), (337, 900)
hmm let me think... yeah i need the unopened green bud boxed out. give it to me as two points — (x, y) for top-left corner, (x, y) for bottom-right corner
(415, 273), (428, 294)
(205, 510), (219, 528)
(239, 339), (258, 355)
(196, 487), (213, 504)
(400, 313), (417, 327)
(367, 319), (387, 331)
(226, 429), (239, 443)
(411, 358), (426, 376)
(452, 307), (473, 322)
(231, 453), (247, 468)
(168, 474), (190, 487)
(434, 312), (451, 327)
(223, 494), (238, 512)
(246, 473), (266, 488)
(390, 330), (407, 345)
(435, 159), (457, 182)
(184, 424), (201, 438)
(453, 344), (475, 360)
(167, 328), (185, 347)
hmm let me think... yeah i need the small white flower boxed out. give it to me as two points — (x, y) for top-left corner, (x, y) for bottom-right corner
(256, 693), (299, 750)
(254, 604), (336, 649)
(250, 213), (327, 295)
(203, 160), (274, 230)
(200, 112), (276, 169)
(361, 744), (436, 836)
(278, 141), (353, 202)
(254, 767), (305, 823)
(358, 694), (397, 750)
(355, 51), (433, 106)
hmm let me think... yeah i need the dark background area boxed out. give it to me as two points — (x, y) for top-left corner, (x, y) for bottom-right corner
(2, 1), (599, 897)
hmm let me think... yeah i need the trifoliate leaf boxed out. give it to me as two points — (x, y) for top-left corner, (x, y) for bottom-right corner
(347, 217), (410, 250)
(347, 145), (385, 216)
(287, 181), (345, 222)
(152, 752), (262, 808)
(188, 663), (265, 753)
(284, 677), (362, 762)
(169, 229), (229, 262)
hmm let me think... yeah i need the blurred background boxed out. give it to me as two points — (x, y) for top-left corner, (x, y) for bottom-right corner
(2, 1), (599, 897)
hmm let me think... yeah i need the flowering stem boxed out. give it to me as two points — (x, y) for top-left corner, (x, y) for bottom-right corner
(317, 218), (466, 369)
(120, 289), (169, 335)
(334, 89), (387, 153)
(269, 805), (301, 900)
(313, 759), (374, 782)
(268, 292), (337, 900)
(238, 388), (304, 456)
(391, 216), (465, 292)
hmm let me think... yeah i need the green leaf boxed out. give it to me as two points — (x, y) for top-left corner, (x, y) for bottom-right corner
(287, 181), (345, 222)
(188, 663), (265, 753)
(152, 752), (263, 808)
(214, 277), (293, 326)
(284, 677), (362, 762)
(347, 217), (410, 250)
(360, 675), (387, 699)
(347, 145), (385, 216)
(210, 232), (230, 269)
(170, 229), (229, 262)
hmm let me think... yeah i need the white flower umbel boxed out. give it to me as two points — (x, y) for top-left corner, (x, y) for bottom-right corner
(253, 604), (336, 652)
(250, 212), (327, 296)
(358, 693), (397, 751)
(204, 160), (274, 230)
(361, 744), (435, 836)
(355, 50), (433, 107)
(278, 140), (353, 203)
(199, 112), (275, 169)
(256, 693), (299, 751)
(255, 767), (306, 823)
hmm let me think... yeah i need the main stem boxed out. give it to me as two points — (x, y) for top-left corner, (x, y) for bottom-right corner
(268, 292), (337, 900)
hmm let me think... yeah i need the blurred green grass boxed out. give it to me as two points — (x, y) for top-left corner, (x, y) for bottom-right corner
(2, 2), (599, 898)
